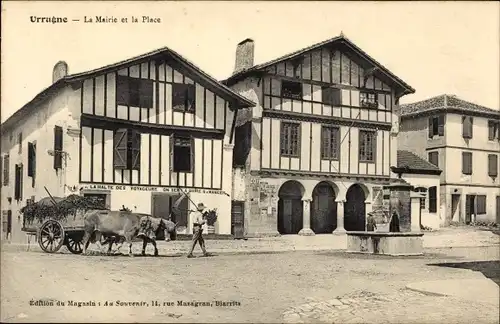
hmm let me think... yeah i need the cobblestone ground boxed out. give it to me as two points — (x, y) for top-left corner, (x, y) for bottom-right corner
(282, 289), (499, 324)
(1, 244), (499, 323)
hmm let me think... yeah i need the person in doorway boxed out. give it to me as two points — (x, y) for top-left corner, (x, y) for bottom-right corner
(389, 211), (400, 232)
(366, 212), (377, 232)
(187, 203), (210, 258)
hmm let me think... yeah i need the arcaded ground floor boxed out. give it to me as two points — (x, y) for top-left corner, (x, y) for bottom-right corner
(1, 241), (499, 323)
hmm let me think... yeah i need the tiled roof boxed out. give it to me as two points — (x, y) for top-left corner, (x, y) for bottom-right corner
(400, 94), (500, 117)
(396, 150), (441, 173)
(222, 35), (415, 95)
(1, 46), (256, 134)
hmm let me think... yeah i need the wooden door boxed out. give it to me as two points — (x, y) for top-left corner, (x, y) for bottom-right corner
(465, 195), (475, 224)
(231, 201), (245, 239)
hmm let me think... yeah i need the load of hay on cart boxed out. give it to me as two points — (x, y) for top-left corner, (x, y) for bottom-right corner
(21, 193), (108, 254)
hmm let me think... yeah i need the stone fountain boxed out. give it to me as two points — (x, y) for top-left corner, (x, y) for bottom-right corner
(346, 180), (425, 256)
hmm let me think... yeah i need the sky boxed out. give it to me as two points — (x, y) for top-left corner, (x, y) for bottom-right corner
(1, 1), (499, 123)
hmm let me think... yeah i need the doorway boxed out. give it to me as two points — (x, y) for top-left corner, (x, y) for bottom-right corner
(311, 182), (337, 233)
(231, 201), (245, 239)
(451, 194), (461, 223)
(345, 184), (367, 231)
(277, 180), (304, 234)
(152, 193), (188, 239)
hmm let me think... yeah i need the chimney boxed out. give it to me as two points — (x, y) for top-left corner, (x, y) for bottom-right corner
(52, 61), (69, 83)
(233, 38), (255, 74)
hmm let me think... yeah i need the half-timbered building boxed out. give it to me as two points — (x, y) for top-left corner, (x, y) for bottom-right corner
(0, 47), (254, 242)
(225, 35), (415, 237)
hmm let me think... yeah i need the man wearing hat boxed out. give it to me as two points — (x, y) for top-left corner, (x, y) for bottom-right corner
(187, 202), (209, 258)
(366, 212), (377, 232)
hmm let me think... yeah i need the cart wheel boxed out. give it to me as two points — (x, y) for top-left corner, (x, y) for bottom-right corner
(65, 234), (83, 254)
(38, 220), (65, 253)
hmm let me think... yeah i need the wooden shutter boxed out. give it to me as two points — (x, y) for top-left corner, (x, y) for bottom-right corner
(186, 85), (196, 113)
(139, 79), (154, 108)
(462, 152), (472, 175)
(437, 115), (444, 136)
(19, 164), (23, 201)
(113, 129), (128, 169)
(488, 154), (498, 177)
(0, 155), (2, 186)
(332, 89), (341, 106)
(130, 130), (141, 170)
(3, 155), (9, 186)
(189, 137), (194, 173)
(169, 135), (174, 172)
(462, 116), (473, 139)
(53, 126), (63, 169)
(116, 76), (130, 106)
(428, 186), (437, 213)
(27, 142), (36, 177)
(476, 195), (487, 214)
(428, 117), (434, 138)
(488, 121), (495, 140)
(14, 164), (23, 201)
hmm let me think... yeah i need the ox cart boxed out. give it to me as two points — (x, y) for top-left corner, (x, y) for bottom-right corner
(21, 194), (108, 254)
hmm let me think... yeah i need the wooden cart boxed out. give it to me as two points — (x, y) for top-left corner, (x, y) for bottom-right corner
(23, 211), (87, 254)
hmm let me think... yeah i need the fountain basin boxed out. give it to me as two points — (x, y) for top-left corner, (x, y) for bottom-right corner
(346, 231), (424, 256)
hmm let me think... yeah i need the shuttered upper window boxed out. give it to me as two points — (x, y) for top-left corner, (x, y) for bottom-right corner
(113, 128), (141, 170)
(172, 136), (193, 173)
(359, 130), (376, 162)
(54, 126), (63, 169)
(360, 92), (378, 108)
(116, 76), (153, 108)
(2, 155), (8, 186)
(462, 152), (473, 175)
(28, 142), (36, 179)
(488, 154), (498, 177)
(14, 164), (23, 201)
(281, 81), (302, 100)
(280, 122), (300, 157)
(428, 151), (439, 167)
(462, 116), (473, 139)
(172, 84), (196, 113)
(488, 120), (500, 141)
(428, 115), (445, 138)
(321, 126), (340, 160)
(321, 87), (341, 106)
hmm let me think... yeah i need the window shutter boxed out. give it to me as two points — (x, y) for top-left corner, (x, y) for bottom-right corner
(113, 129), (128, 169)
(139, 79), (154, 109)
(437, 115), (444, 136)
(488, 122), (495, 140)
(332, 89), (341, 106)
(469, 117), (473, 138)
(116, 76), (130, 106)
(462, 152), (472, 175)
(186, 85), (196, 112)
(0, 155), (2, 186)
(462, 116), (473, 139)
(172, 84), (187, 111)
(28, 142), (35, 177)
(3, 155), (9, 186)
(169, 135), (174, 172)
(53, 126), (63, 169)
(130, 130), (141, 170)
(189, 137), (194, 173)
(488, 154), (498, 177)
(19, 164), (23, 201)
(428, 117), (433, 138)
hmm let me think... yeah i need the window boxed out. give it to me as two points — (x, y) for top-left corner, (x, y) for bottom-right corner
(116, 76), (153, 108)
(172, 83), (196, 113)
(281, 80), (302, 100)
(420, 197), (426, 210)
(172, 136), (193, 173)
(321, 87), (341, 106)
(14, 164), (23, 201)
(359, 130), (376, 162)
(2, 155), (9, 186)
(462, 152), (473, 175)
(428, 186), (437, 213)
(321, 127), (340, 160)
(462, 116), (473, 139)
(428, 115), (445, 138)
(488, 154), (498, 177)
(280, 122), (300, 157)
(113, 128), (141, 170)
(360, 92), (378, 108)
(28, 142), (36, 177)
(428, 151), (439, 167)
(476, 195), (487, 215)
(488, 120), (500, 141)
(53, 126), (63, 170)
(18, 132), (23, 154)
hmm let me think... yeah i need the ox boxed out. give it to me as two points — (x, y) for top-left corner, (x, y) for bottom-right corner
(81, 210), (177, 256)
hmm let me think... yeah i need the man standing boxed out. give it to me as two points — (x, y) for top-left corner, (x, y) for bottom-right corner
(366, 212), (377, 232)
(187, 203), (209, 258)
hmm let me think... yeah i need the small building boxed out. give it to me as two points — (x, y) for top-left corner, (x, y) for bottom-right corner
(398, 94), (500, 225)
(391, 150), (443, 229)
(0, 47), (254, 243)
(224, 35), (415, 237)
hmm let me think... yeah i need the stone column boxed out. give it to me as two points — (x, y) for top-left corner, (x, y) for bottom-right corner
(333, 199), (346, 233)
(298, 198), (315, 236)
